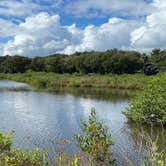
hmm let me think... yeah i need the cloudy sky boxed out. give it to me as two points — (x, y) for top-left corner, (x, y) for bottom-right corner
(0, 0), (165, 56)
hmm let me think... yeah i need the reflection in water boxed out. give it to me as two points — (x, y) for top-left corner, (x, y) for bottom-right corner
(119, 123), (166, 165)
(0, 80), (30, 91)
(42, 87), (136, 102)
(0, 81), (165, 165)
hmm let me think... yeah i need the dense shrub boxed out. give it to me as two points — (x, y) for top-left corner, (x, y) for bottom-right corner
(124, 74), (166, 125)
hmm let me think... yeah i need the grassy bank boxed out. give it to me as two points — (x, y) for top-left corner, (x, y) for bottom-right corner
(0, 72), (159, 90)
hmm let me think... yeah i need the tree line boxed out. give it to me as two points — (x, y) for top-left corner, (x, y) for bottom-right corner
(0, 49), (165, 74)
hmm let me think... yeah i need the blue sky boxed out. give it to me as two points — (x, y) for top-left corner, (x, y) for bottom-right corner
(0, 0), (165, 56)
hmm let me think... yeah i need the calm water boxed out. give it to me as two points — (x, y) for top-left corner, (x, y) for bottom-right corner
(0, 81), (166, 165)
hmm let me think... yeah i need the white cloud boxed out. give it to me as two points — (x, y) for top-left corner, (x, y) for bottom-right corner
(64, 18), (140, 54)
(2, 13), (140, 56)
(0, 0), (42, 18)
(1, 0), (166, 56)
(65, 0), (152, 18)
(3, 13), (83, 56)
(0, 19), (17, 37)
(131, 0), (166, 51)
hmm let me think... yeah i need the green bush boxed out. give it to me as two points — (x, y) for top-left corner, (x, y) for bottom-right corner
(0, 131), (13, 152)
(0, 131), (47, 166)
(124, 74), (166, 125)
(74, 108), (114, 165)
(0, 149), (47, 166)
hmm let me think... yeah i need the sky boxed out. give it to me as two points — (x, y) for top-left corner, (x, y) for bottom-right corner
(0, 0), (166, 57)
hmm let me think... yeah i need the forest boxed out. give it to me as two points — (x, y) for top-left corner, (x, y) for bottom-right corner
(0, 49), (166, 74)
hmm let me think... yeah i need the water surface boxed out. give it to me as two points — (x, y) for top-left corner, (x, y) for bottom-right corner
(0, 80), (165, 165)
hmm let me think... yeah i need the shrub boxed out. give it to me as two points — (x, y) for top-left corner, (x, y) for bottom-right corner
(0, 131), (13, 153)
(0, 131), (47, 166)
(74, 108), (114, 165)
(124, 74), (166, 125)
(0, 149), (47, 166)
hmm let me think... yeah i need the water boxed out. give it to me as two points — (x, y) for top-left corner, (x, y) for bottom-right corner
(0, 80), (165, 165)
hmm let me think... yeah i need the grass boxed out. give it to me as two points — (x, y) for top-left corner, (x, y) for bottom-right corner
(0, 71), (160, 91)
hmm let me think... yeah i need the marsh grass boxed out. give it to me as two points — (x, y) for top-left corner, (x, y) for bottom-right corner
(0, 72), (159, 91)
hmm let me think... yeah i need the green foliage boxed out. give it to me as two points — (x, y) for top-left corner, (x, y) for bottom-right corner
(0, 56), (31, 73)
(0, 49), (144, 74)
(74, 108), (114, 165)
(124, 73), (166, 125)
(0, 148), (47, 166)
(0, 131), (13, 152)
(0, 131), (48, 166)
(2, 49), (166, 74)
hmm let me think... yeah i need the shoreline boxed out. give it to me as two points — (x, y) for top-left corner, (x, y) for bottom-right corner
(0, 72), (155, 91)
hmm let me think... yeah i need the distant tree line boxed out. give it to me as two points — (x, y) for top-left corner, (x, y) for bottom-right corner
(0, 49), (165, 74)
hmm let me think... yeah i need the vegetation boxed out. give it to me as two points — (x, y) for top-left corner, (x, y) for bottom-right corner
(0, 131), (47, 166)
(124, 73), (166, 125)
(0, 72), (156, 91)
(0, 49), (165, 75)
(0, 50), (144, 74)
(126, 128), (166, 166)
(74, 109), (114, 165)
(141, 140), (165, 166)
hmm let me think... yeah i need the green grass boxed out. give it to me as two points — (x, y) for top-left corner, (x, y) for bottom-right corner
(0, 72), (160, 91)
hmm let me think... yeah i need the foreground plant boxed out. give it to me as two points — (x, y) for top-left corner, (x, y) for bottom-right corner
(141, 140), (165, 166)
(0, 131), (47, 166)
(126, 128), (166, 166)
(74, 108), (114, 165)
(0, 130), (13, 153)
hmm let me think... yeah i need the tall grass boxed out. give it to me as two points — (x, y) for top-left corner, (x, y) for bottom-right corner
(0, 71), (160, 90)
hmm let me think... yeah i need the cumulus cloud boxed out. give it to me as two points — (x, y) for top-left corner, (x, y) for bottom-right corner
(3, 13), (83, 56)
(1, 0), (166, 56)
(131, 0), (166, 51)
(2, 13), (140, 56)
(64, 18), (140, 54)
